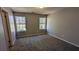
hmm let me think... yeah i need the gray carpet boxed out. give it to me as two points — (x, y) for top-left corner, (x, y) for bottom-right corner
(10, 35), (79, 51)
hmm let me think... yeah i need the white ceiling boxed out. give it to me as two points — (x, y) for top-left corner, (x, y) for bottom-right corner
(10, 7), (64, 14)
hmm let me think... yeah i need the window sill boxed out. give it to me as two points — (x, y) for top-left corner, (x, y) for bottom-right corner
(17, 31), (26, 33)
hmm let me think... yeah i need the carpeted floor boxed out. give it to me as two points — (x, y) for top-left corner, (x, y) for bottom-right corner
(10, 35), (79, 51)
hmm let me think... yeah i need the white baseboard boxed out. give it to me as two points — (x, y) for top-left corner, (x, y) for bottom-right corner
(48, 33), (79, 48)
(17, 33), (46, 38)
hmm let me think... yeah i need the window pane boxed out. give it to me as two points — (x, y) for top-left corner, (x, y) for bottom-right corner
(22, 24), (26, 28)
(16, 17), (20, 23)
(16, 24), (21, 31)
(15, 16), (26, 24)
(40, 18), (46, 23)
(19, 24), (23, 30)
(16, 24), (20, 31)
(22, 17), (26, 23)
(19, 17), (22, 23)
(39, 24), (45, 29)
(22, 27), (26, 31)
(16, 24), (26, 31)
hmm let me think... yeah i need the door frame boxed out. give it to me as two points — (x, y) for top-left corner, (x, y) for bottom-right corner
(1, 9), (13, 50)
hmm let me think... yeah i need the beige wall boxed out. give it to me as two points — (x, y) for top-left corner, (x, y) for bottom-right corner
(14, 13), (47, 37)
(47, 7), (79, 47)
(2, 7), (16, 45)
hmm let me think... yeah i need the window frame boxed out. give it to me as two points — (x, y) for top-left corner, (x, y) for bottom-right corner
(15, 15), (27, 32)
(39, 16), (47, 30)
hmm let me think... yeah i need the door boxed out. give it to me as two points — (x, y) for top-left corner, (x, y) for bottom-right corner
(1, 10), (12, 50)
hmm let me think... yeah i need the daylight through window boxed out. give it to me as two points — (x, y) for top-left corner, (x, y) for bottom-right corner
(15, 16), (26, 32)
(39, 17), (46, 30)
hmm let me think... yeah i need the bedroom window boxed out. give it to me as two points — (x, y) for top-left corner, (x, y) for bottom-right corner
(15, 16), (26, 32)
(39, 17), (47, 30)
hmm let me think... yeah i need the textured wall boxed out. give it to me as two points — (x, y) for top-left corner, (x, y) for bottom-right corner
(47, 7), (79, 46)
